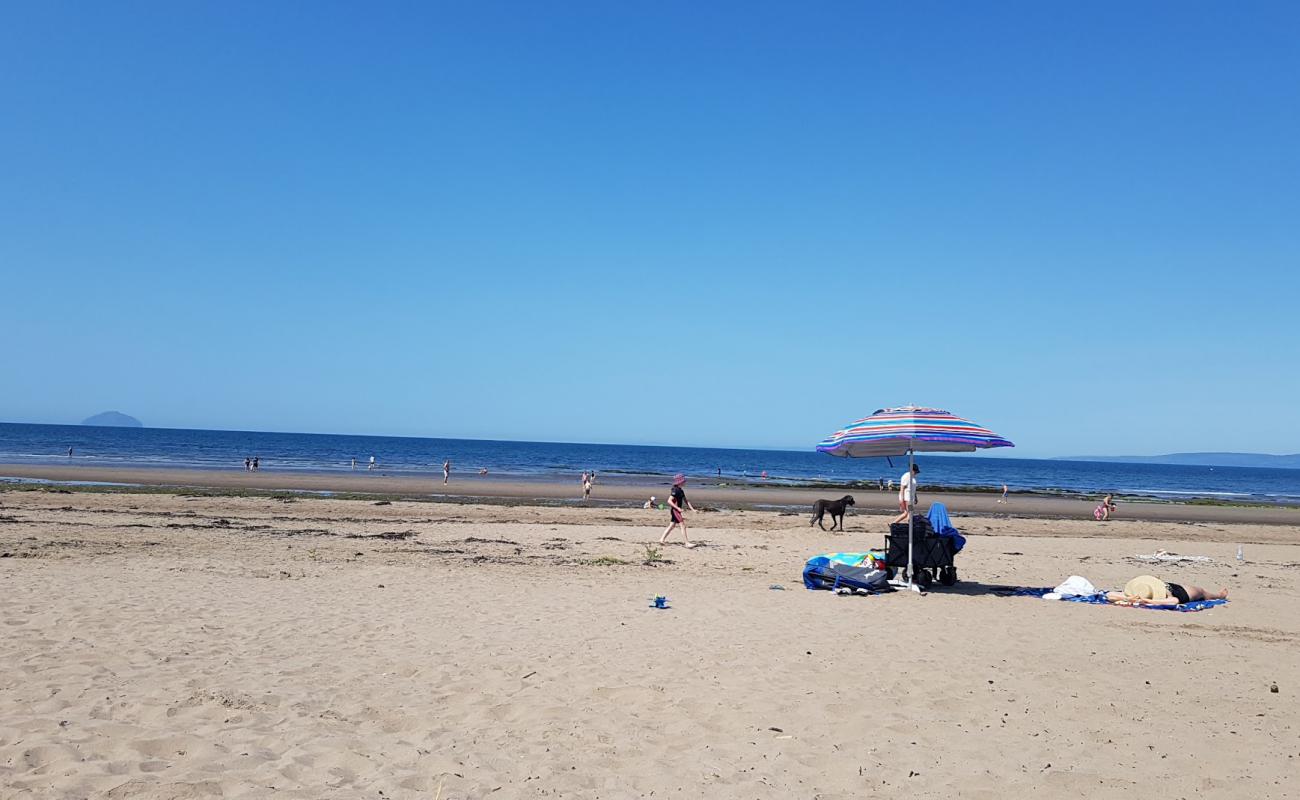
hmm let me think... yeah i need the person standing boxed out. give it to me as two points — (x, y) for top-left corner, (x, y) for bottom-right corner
(580, 471), (591, 501)
(67, 447), (74, 458)
(999, 483), (1009, 504)
(252, 456), (259, 471)
(244, 457), (251, 471)
(442, 459), (451, 485)
(369, 456), (376, 471)
(659, 474), (697, 548)
(890, 464), (920, 524)
(351, 457), (356, 470)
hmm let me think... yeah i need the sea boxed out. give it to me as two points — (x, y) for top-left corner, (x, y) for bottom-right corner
(1, 422), (1298, 505)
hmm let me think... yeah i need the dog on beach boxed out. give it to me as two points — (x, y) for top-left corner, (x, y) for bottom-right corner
(810, 495), (855, 531)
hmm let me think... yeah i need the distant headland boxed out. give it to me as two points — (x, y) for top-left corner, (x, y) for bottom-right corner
(1058, 452), (1300, 470)
(81, 411), (143, 428)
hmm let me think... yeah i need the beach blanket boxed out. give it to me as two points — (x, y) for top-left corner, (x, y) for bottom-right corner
(926, 503), (966, 553)
(1009, 587), (1228, 612)
(803, 551), (890, 593)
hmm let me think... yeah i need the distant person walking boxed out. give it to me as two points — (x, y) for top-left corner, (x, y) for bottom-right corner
(581, 471), (592, 501)
(659, 474), (697, 548)
(369, 456), (376, 471)
(443, 459), (451, 485)
(252, 456), (259, 471)
(351, 457), (356, 470)
(244, 457), (251, 471)
(67, 447), (74, 458)
(999, 483), (1009, 504)
(891, 464), (920, 525)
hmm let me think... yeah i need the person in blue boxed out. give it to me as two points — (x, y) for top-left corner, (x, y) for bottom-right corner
(658, 473), (697, 548)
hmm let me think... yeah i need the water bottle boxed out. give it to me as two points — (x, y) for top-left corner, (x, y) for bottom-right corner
(1236, 545), (1244, 564)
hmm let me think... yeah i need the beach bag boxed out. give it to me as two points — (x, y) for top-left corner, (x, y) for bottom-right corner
(803, 552), (889, 592)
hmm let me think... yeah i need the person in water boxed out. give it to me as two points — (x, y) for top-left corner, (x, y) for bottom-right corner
(1106, 575), (1228, 606)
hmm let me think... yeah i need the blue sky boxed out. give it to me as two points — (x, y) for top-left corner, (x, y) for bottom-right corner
(2, 1), (1297, 457)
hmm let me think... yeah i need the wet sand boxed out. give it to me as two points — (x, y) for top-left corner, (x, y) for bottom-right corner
(4, 463), (1299, 526)
(1, 486), (1298, 798)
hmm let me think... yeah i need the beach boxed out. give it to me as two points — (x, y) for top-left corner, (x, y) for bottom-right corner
(2, 479), (1298, 799)
(10, 0), (1299, 796)
(4, 462), (1299, 526)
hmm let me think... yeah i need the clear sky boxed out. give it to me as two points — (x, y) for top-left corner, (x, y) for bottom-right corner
(2, 1), (1297, 457)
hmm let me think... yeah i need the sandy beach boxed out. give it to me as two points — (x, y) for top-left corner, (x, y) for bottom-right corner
(10, 0), (1300, 795)
(2, 481), (1298, 799)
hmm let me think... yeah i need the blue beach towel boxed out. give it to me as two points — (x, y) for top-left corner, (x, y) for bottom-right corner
(1010, 587), (1228, 612)
(927, 502), (966, 553)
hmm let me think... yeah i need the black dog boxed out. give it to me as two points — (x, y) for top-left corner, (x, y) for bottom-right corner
(810, 495), (855, 531)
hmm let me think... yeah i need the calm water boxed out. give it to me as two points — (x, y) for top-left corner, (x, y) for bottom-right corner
(2, 423), (1298, 504)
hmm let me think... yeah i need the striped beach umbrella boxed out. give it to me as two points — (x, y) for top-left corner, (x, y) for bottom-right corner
(815, 406), (1014, 592)
(816, 406), (1014, 458)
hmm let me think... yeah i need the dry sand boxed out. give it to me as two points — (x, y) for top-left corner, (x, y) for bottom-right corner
(1, 486), (1298, 798)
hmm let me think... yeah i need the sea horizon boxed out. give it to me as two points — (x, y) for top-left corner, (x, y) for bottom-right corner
(6, 419), (1297, 466)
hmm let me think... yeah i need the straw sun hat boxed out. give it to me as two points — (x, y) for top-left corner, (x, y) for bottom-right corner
(1124, 575), (1169, 600)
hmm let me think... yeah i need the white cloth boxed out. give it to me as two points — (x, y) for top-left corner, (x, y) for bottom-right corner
(899, 471), (916, 504)
(1052, 575), (1097, 598)
(1132, 552), (1212, 563)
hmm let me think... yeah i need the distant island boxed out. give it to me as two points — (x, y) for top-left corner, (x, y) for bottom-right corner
(81, 411), (143, 428)
(1059, 452), (1300, 470)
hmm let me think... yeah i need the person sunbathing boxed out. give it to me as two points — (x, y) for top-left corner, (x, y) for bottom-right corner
(1106, 575), (1228, 606)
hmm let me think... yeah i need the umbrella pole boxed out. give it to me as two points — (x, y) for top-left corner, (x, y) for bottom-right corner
(907, 447), (917, 592)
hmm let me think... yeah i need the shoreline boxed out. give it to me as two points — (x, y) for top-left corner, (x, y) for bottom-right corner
(4, 462), (1298, 525)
